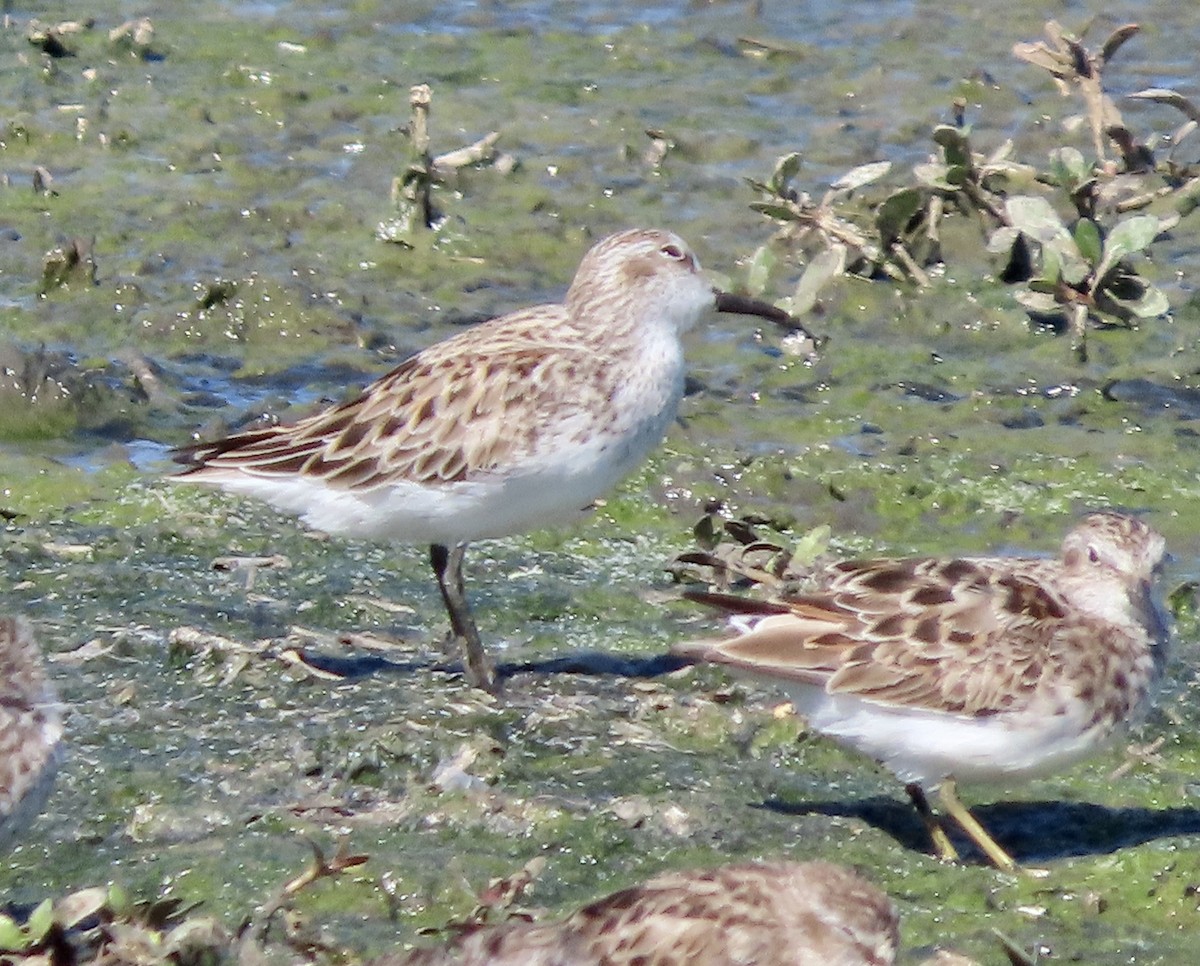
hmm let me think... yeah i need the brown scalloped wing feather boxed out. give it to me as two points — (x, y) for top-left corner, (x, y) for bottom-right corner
(385, 862), (897, 966)
(693, 557), (1070, 715)
(175, 306), (590, 489)
(553, 861), (896, 966)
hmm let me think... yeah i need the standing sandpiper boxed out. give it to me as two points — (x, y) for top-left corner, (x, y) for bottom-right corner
(0, 616), (63, 850)
(174, 228), (785, 692)
(675, 512), (1170, 871)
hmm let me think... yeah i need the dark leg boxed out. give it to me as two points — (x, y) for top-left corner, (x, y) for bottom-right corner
(905, 782), (959, 863)
(430, 542), (497, 693)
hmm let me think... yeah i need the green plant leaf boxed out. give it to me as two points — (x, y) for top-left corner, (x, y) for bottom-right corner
(792, 244), (846, 314)
(746, 244), (777, 297)
(1100, 214), (1161, 264)
(1042, 242), (1063, 283)
(932, 125), (967, 148)
(108, 882), (131, 917)
(986, 225), (1020, 254)
(1132, 287), (1171, 318)
(791, 524), (832, 566)
(1005, 195), (1072, 245)
(985, 139), (1015, 164)
(912, 162), (953, 190)
(1047, 237), (1091, 286)
(830, 160), (891, 192)
(945, 164), (970, 187)
(749, 202), (800, 221)
(932, 125), (971, 168)
(0, 915), (26, 953)
(1015, 289), (1061, 313)
(1073, 218), (1102, 263)
(1129, 86), (1200, 123)
(1093, 214), (1161, 287)
(876, 188), (923, 241)
(769, 152), (803, 194)
(1176, 177), (1200, 217)
(1122, 285), (1171, 318)
(1049, 146), (1089, 188)
(25, 899), (54, 944)
(55, 887), (109, 930)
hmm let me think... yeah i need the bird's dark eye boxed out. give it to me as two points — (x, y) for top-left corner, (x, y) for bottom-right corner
(1088, 546), (1100, 563)
(660, 243), (685, 260)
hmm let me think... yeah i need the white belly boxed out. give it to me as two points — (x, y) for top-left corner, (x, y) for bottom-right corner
(777, 682), (1116, 789)
(198, 405), (674, 545)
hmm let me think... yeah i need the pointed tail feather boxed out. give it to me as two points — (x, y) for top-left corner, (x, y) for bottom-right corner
(682, 589), (792, 616)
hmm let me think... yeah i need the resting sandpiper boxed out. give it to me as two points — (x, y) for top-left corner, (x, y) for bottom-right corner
(387, 860), (898, 966)
(0, 616), (63, 850)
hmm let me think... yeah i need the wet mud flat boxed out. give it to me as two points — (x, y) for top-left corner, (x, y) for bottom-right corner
(2, 2), (1200, 963)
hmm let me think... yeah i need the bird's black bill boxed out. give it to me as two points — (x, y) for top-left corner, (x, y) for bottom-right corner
(713, 290), (824, 352)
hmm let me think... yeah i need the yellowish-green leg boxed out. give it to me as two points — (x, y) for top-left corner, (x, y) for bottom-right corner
(938, 777), (1018, 872)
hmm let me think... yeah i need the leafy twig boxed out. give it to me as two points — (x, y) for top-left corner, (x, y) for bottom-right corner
(1012, 20), (1139, 164)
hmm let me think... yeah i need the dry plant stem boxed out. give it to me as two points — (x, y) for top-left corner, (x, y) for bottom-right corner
(1107, 734), (1167, 781)
(114, 347), (170, 405)
(1069, 302), (1089, 362)
(736, 35), (802, 55)
(962, 180), (1007, 225)
(410, 84), (431, 156)
(241, 840), (368, 953)
(1113, 191), (1161, 214)
(926, 194), (945, 244)
(431, 542), (497, 693)
(433, 131), (500, 174)
(1013, 22), (1140, 164)
(392, 83), (435, 230)
(889, 243), (930, 287)
(1076, 54), (1115, 162)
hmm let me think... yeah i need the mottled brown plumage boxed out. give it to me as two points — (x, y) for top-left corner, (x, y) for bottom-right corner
(174, 229), (784, 692)
(676, 512), (1170, 870)
(385, 861), (898, 966)
(0, 616), (63, 850)
(175, 307), (585, 490)
(175, 235), (708, 497)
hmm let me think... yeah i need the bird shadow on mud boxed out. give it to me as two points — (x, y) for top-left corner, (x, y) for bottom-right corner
(760, 794), (1200, 865)
(500, 651), (693, 679)
(294, 647), (691, 681)
(292, 646), (1200, 865)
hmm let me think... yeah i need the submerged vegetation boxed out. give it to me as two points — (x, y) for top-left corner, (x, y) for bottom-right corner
(1, 6), (1200, 965)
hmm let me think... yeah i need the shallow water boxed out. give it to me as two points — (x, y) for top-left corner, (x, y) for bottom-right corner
(3, 2), (1200, 962)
